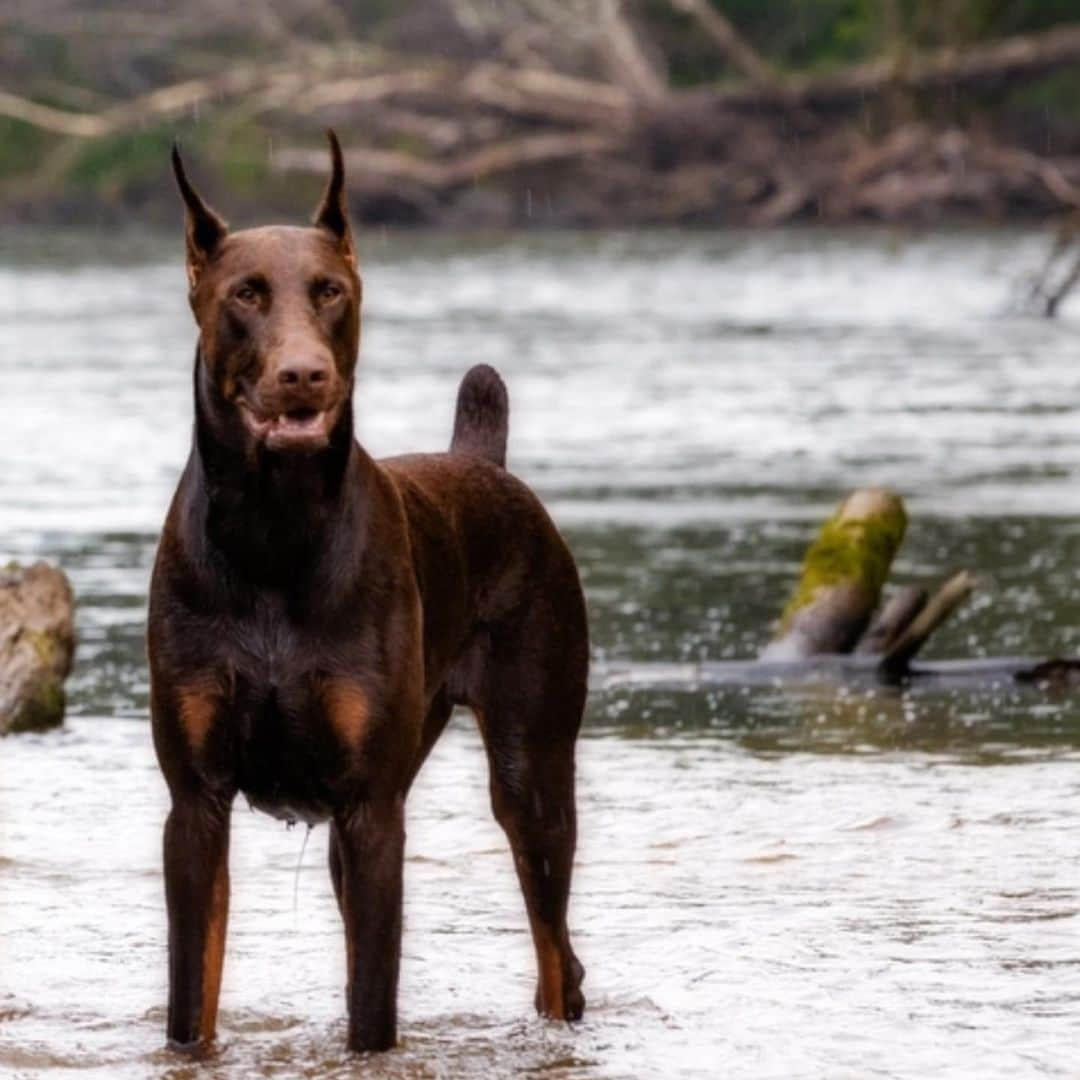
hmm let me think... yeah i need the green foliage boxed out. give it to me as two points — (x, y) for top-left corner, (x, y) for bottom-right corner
(723, 0), (882, 69)
(0, 119), (52, 184)
(57, 119), (273, 209)
(659, 0), (1080, 83)
(65, 126), (176, 195)
(1010, 67), (1080, 113)
(204, 116), (272, 197)
(963, 0), (1080, 38)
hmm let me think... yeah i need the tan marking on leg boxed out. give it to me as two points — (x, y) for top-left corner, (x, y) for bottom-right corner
(321, 679), (371, 747)
(176, 680), (221, 753)
(531, 921), (568, 1018)
(199, 857), (229, 1042)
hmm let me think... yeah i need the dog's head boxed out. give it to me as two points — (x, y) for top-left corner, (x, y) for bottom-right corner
(172, 132), (360, 454)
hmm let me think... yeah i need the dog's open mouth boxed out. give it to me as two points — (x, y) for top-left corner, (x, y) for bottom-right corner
(239, 401), (335, 451)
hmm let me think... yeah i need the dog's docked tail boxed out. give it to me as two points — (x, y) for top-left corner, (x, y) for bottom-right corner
(450, 364), (509, 468)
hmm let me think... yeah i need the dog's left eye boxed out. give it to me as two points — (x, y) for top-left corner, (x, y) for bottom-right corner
(317, 282), (343, 304)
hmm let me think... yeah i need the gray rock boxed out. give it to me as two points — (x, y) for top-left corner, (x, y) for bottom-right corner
(0, 562), (76, 735)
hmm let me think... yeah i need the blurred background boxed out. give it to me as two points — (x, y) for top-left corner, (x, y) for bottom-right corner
(1, 0), (1079, 227)
(3, 4), (1080, 1079)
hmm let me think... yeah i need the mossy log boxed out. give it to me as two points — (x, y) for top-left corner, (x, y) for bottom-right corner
(0, 562), (76, 735)
(593, 489), (1077, 693)
(761, 489), (907, 660)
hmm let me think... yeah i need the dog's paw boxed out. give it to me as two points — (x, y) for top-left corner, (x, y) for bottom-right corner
(535, 953), (585, 1022)
(165, 1036), (208, 1057)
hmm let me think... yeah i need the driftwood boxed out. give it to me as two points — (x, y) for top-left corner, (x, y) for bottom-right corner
(6, 24), (1080, 136)
(762, 489), (977, 680)
(275, 26), (1080, 224)
(3, 12), (1080, 226)
(854, 585), (927, 655)
(593, 656), (1062, 693)
(878, 570), (977, 680)
(0, 562), (76, 735)
(597, 489), (1075, 694)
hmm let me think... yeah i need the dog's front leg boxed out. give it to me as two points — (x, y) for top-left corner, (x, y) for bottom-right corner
(163, 788), (232, 1050)
(333, 796), (406, 1052)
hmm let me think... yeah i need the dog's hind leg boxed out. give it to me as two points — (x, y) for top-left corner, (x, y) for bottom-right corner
(474, 620), (588, 1021)
(162, 789), (232, 1048)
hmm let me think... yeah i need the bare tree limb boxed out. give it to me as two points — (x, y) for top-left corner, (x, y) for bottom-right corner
(879, 570), (977, 679)
(0, 67), (280, 136)
(291, 61), (633, 129)
(854, 586), (928, 654)
(5, 22), (1079, 142)
(598, 0), (668, 101)
(275, 131), (622, 193)
(1044, 256), (1080, 317)
(665, 0), (780, 90)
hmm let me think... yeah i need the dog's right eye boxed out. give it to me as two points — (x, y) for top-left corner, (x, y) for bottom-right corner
(233, 285), (259, 306)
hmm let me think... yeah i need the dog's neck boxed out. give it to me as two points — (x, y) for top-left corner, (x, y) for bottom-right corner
(187, 354), (368, 587)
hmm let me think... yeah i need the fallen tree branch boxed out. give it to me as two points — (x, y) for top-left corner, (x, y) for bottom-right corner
(292, 63), (634, 129)
(275, 131), (622, 193)
(1, 13), (1078, 228)
(593, 654), (1077, 692)
(0, 66), (282, 137)
(8, 23), (1079, 140)
(599, 0), (668, 101)
(879, 570), (977, 679)
(854, 585), (928, 655)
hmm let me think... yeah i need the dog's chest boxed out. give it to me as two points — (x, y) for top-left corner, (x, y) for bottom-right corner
(197, 602), (372, 823)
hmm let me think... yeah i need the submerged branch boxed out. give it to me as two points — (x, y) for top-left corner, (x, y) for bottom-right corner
(879, 571), (978, 680)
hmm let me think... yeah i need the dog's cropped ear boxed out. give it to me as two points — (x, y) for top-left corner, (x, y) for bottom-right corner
(313, 130), (356, 269)
(171, 143), (228, 290)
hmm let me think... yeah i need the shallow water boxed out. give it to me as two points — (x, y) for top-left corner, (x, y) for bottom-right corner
(2, 228), (1079, 1078)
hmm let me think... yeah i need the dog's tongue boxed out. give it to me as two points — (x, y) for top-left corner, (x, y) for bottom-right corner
(277, 408), (320, 432)
(265, 407), (329, 450)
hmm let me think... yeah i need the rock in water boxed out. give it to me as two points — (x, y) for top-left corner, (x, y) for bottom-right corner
(0, 562), (76, 734)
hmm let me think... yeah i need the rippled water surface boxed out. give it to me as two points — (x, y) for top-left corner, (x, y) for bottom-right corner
(2, 228), (1080, 1078)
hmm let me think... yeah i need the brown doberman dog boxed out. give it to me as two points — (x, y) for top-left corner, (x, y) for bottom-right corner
(148, 132), (588, 1054)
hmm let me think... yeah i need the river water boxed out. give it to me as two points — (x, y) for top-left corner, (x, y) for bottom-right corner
(1, 228), (1079, 1078)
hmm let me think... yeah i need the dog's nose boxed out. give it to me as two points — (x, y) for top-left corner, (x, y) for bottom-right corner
(276, 356), (331, 390)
